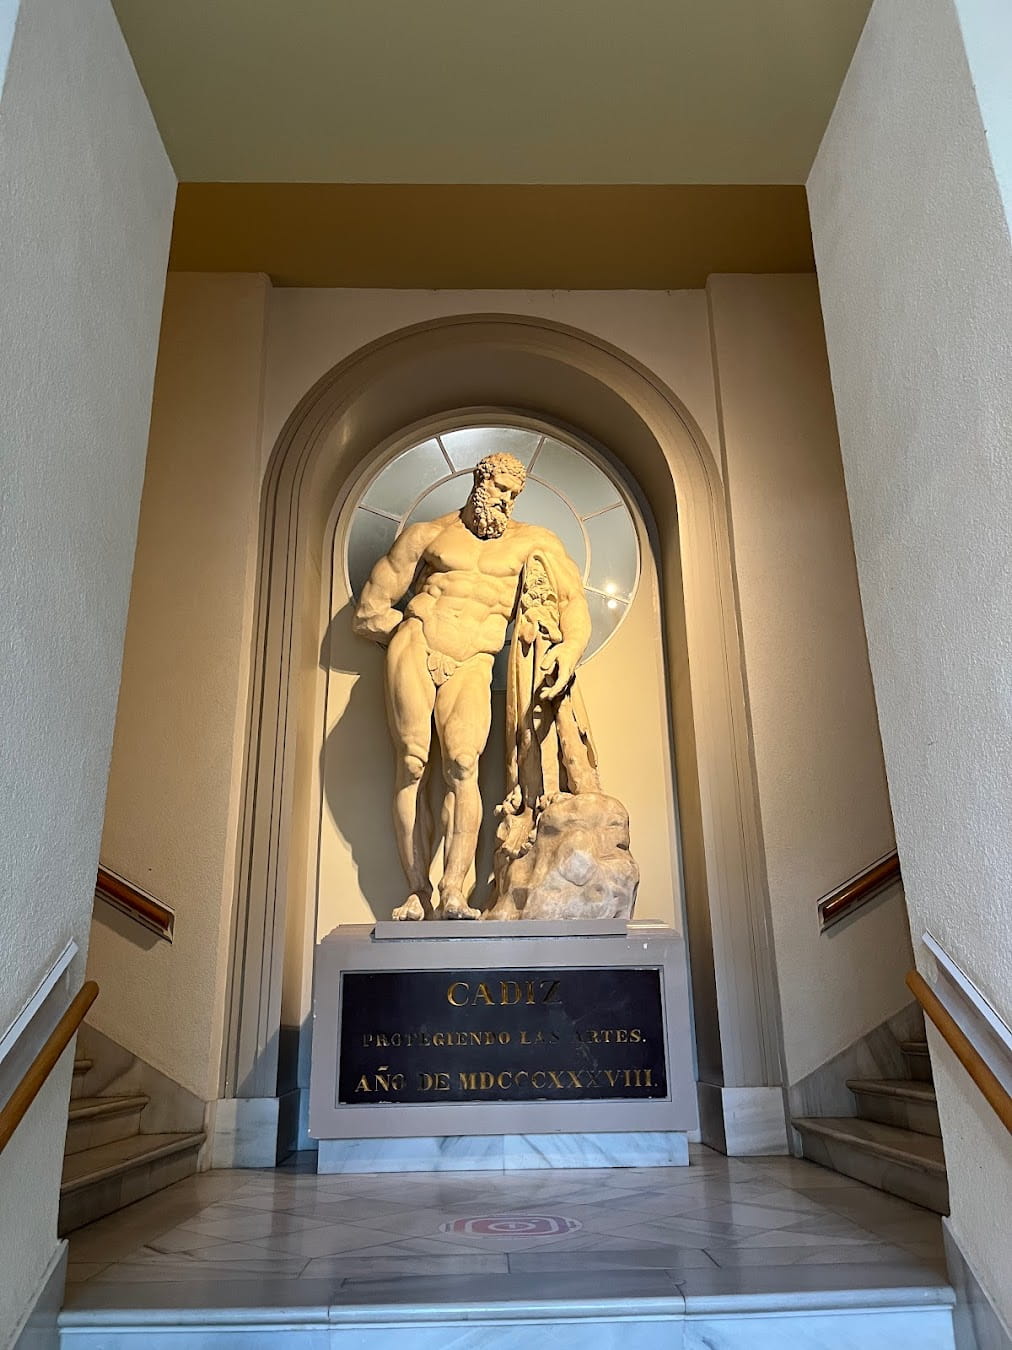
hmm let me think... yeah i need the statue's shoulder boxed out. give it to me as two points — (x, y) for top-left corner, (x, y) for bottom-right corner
(398, 514), (454, 548)
(514, 521), (567, 557)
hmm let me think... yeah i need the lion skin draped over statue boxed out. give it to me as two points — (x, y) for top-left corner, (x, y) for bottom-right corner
(484, 550), (640, 921)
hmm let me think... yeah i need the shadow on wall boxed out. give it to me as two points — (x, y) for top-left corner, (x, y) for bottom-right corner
(319, 605), (506, 922)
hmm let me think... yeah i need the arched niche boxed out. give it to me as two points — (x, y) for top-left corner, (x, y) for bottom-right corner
(319, 412), (676, 936)
(223, 314), (784, 1149)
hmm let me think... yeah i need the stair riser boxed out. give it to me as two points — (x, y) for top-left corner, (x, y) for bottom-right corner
(65, 1107), (145, 1157)
(796, 1128), (948, 1215)
(58, 1307), (959, 1350)
(851, 1092), (942, 1138)
(70, 1066), (93, 1102)
(903, 1050), (933, 1083)
(59, 1143), (201, 1235)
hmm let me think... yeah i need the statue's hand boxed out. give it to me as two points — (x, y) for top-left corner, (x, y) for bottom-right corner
(540, 646), (577, 700)
(352, 606), (401, 645)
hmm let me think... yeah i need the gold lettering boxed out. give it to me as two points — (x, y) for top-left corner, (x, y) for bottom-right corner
(566, 1071), (583, 1088)
(354, 1075), (371, 1093)
(459, 1072), (479, 1090)
(500, 981), (521, 1004)
(548, 1070), (565, 1089)
(447, 982), (468, 1005)
(496, 1071), (512, 1088)
(615, 1030), (628, 1043)
(473, 982), (493, 1005)
(604, 1069), (620, 1087)
(520, 1030), (531, 1045)
(541, 979), (561, 1004)
(532, 1070), (546, 1088)
(497, 1031), (511, 1044)
(630, 1029), (642, 1043)
(479, 1071), (496, 1089)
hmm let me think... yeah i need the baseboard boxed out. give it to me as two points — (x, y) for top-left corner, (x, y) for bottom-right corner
(75, 1024), (205, 1135)
(696, 1080), (789, 1155)
(11, 1241), (66, 1350)
(210, 1096), (280, 1167)
(943, 1219), (1012, 1350)
(787, 1000), (926, 1120)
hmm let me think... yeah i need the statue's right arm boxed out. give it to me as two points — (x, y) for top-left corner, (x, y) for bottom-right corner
(353, 522), (436, 645)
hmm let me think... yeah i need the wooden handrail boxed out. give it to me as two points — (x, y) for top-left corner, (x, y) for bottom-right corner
(95, 865), (174, 941)
(819, 851), (901, 930)
(0, 981), (99, 1154)
(907, 969), (1012, 1135)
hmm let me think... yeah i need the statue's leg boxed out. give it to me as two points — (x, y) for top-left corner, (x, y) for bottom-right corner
(384, 622), (437, 920)
(434, 657), (494, 919)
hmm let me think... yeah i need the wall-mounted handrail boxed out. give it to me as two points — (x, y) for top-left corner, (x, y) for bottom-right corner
(819, 851), (900, 931)
(907, 969), (1012, 1135)
(0, 981), (98, 1154)
(95, 866), (174, 941)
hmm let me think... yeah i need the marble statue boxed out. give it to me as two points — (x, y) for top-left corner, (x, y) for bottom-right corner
(354, 450), (639, 922)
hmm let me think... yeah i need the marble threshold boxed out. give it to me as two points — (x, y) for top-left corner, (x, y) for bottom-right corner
(60, 1146), (957, 1347)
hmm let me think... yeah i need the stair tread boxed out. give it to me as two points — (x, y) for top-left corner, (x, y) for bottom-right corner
(847, 1078), (937, 1103)
(61, 1131), (204, 1192)
(900, 1040), (930, 1053)
(793, 1117), (946, 1175)
(68, 1094), (149, 1121)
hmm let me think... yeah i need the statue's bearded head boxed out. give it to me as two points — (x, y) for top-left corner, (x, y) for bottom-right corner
(469, 452), (527, 539)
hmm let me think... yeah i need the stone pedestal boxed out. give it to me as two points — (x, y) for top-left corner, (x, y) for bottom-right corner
(309, 921), (697, 1172)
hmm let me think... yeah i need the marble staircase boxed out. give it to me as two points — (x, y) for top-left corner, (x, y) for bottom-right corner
(60, 1044), (204, 1235)
(794, 1038), (949, 1214)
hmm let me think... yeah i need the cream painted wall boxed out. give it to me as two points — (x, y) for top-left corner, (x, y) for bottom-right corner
(100, 278), (906, 1157)
(318, 501), (682, 933)
(261, 290), (722, 477)
(809, 0), (1011, 1322)
(92, 274), (268, 1102)
(0, 0), (174, 1339)
(708, 275), (911, 1086)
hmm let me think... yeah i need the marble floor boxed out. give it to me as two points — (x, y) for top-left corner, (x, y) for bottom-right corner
(63, 1145), (948, 1297)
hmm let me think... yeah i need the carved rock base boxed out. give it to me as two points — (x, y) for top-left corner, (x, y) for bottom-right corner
(485, 791), (639, 921)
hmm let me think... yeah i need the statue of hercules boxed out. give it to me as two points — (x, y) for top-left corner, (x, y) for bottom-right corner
(353, 451), (592, 921)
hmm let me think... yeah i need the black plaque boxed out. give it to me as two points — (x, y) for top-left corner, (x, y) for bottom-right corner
(337, 966), (667, 1104)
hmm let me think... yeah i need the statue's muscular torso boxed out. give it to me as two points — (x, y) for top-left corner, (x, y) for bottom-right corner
(404, 513), (567, 663)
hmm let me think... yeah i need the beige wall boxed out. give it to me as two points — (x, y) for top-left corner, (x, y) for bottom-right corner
(91, 273), (268, 1102)
(809, 0), (1011, 1319)
(99, 279), (905, 1143)
(0, 0), (174, 1339)
(708, 274), (911, 1085)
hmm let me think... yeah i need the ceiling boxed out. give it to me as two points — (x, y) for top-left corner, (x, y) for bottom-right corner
(113, 0), (870, 185)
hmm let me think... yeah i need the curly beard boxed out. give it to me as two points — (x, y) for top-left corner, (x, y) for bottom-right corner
(470, 482), (512, 538)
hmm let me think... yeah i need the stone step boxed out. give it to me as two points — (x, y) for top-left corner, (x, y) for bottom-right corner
(793, 1116), (948, 1214)
(58, 1264), (958, 1349)
(847, 1077), (942, 1137)
(70, 1058), (94, 1100)
(59, 1131), (205, 1235)
(900, 1039), (933, 1082)
(65, 1095), (149, 1156)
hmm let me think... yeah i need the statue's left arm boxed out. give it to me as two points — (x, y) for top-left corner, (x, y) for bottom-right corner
(538, 542), (592, 700)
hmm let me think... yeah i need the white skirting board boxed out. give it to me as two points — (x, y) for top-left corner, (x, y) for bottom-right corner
(316, 1131), (690, 1173)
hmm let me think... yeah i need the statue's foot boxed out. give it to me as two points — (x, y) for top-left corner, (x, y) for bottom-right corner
(440, 892), (481, 921)
(392, 894), (427, 922)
